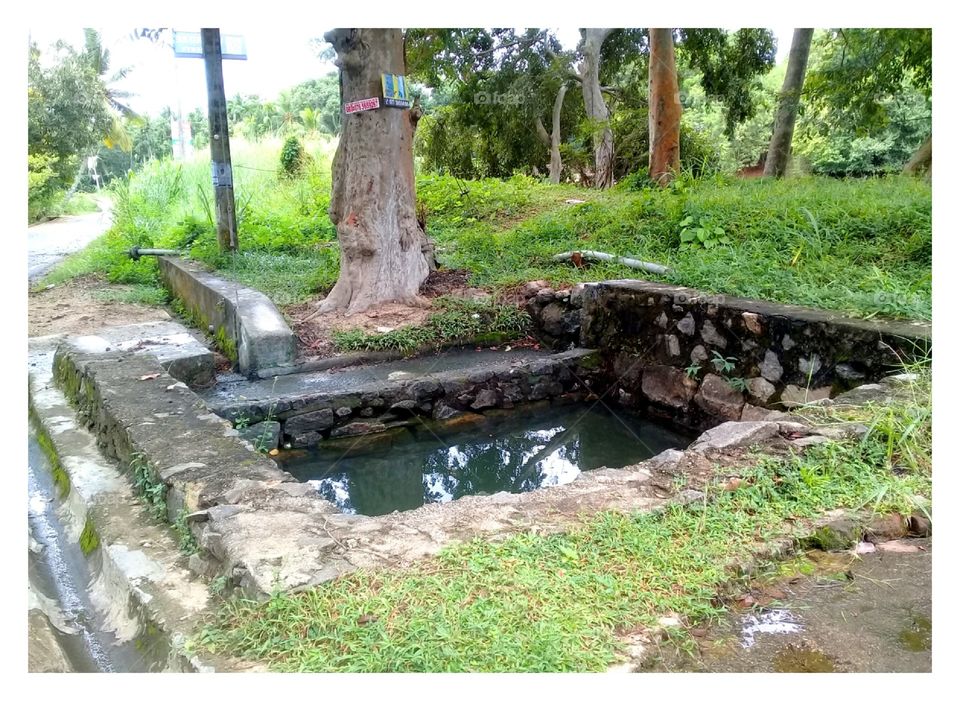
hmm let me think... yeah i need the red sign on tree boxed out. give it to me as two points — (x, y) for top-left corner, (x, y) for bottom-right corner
(344, 97), (380, 114)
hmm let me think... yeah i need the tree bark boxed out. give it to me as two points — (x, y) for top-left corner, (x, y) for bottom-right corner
(548, 83), (568, 184)
(579, 29), (615, 189)
(903, 135), (932, 175)
(536, 83), (569, 184)
(764, 28), (814, 179)
(648, 29), (682, 186)
(320, 29), (432, 315)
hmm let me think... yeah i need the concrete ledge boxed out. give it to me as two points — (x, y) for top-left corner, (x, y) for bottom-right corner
(158, 256), (296, 377)
(28, 336), (226, 672)
(61, 320), (215, 388)
(199, 347), (603, 448)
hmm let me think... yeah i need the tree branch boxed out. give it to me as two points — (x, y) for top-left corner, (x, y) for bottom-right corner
(474, 30), (547, 57)
(534, 116), (551, 147)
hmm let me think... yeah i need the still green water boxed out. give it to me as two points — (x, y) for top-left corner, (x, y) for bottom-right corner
(278, 403), (691, 516)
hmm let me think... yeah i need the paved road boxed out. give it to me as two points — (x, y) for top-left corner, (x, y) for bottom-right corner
(27, 200), (113, 283)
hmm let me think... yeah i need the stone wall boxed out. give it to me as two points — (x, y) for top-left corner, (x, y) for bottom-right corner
(205, 349), (602, 449)
(526, 279), (931, 431)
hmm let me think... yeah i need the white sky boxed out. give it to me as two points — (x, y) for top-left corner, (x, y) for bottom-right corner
(28, 26), (793, 118)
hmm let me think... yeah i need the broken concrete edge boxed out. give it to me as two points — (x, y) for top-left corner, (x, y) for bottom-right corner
(158, 256), (296, 377)
(27, 340), (240, 672)
(60, 320), (216, 389)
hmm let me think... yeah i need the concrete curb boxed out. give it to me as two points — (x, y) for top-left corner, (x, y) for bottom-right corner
(159, 256), (296, 377)
(28, 336), (243, 673)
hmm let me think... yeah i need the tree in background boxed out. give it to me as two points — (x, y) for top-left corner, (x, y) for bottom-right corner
(804, 28), (932, 174)
(763, 28), (814, 178)
(411, 28), (775, 186)
(79, 29), (140, 151)
(410, 29), (575, 180)
(647, 28), (681, 184)
(28, 37), (113, 219)
(577, 29), (617, 188)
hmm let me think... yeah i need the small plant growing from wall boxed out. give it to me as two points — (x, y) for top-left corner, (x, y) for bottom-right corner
(709, 351), (747, 391)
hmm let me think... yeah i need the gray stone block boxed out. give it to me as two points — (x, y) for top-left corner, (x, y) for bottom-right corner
(237, 420), (281, 452)
(64, 320), (214, 388)
(158, 256), (296, 377)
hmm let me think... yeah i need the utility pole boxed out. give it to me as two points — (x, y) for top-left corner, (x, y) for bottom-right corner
(201, 28), (238, 252)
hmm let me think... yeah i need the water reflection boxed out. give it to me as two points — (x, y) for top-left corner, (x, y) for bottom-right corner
(282, 403), (689, 516)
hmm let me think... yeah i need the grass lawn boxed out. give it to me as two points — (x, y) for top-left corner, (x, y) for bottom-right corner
(41, 141), (931, 324)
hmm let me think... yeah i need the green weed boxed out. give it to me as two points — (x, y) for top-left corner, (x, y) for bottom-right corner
(130, 452), (167, 521)
(79, 518), (101, 556)
(332, 296), (530, 355)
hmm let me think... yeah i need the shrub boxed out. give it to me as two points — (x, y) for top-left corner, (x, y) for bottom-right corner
(279, 136), (309, 178)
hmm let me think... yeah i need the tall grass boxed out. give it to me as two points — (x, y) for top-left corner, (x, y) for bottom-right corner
(430, 175), (931, 320)
(41, 137), (341, 304)
(42, 139), (931, 320)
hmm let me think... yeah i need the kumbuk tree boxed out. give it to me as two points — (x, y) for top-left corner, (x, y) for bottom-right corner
(318, 28), (435, 315)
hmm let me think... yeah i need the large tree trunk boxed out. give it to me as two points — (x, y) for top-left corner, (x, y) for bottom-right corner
(579, 29), (615, 189)
(536, 83), (569, 184)
(903, 135), (932, 175)
(764, 28), (814, 179)
(648, 28), (682, 186)
(320, 28), (431, 315)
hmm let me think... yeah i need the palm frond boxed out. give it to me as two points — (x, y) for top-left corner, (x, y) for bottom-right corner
(103, 115), (133, 152)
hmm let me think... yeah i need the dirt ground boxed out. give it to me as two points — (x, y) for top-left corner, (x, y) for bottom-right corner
(283, 268), (489, 358)
(28, 278), (170, 338)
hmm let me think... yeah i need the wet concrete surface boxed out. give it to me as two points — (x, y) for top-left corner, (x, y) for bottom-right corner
(28, 431), (167, 672)
(645, 540), (932, 673)
(202, 347), (555, 403)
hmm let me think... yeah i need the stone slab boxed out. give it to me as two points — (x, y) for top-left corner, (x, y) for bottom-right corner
(158, 256), (296, 377)
(62, 320), (214, 388)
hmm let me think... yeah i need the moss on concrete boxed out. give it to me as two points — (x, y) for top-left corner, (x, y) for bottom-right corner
(79, 518), (101, 556)
(214, 326), (238, 365)
(30, 409), (71, 499)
